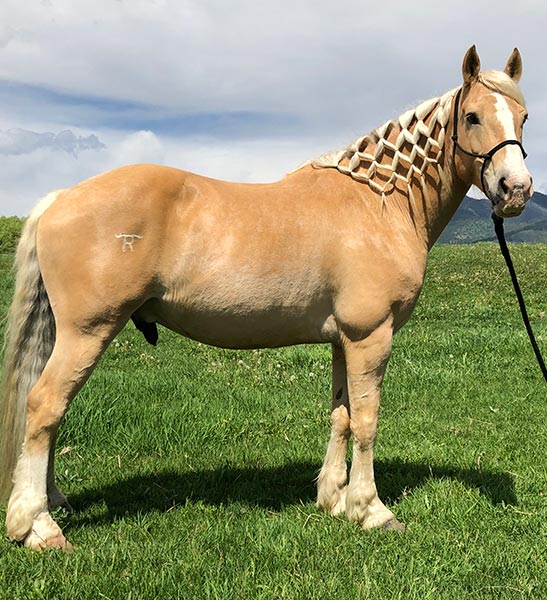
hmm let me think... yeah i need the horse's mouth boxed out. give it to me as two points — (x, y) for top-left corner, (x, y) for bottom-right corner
(492, 200), (526, 218)
(492, 185), (530, 218)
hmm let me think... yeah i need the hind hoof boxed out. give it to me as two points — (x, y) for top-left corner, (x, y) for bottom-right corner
(19, 512), (74, 552)
(24, 530), (74, 552)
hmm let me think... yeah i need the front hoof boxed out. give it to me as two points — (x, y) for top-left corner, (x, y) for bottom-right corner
(317, 486), (347, 516)
(317, 481), (347, 516)
(329, 487), (347, 516)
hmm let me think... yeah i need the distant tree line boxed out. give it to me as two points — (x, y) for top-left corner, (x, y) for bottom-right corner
(0, 216), (25, 253)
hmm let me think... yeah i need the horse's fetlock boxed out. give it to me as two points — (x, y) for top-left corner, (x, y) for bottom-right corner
(6, 493), (47, 541)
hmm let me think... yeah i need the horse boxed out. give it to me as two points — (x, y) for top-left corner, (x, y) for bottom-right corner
(0, 46), (532, 550)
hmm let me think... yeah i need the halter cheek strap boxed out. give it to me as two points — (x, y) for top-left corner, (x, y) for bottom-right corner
(451, 88), (527, 200)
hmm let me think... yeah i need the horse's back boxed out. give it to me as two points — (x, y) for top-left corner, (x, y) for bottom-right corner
(40, 164), (194, 224)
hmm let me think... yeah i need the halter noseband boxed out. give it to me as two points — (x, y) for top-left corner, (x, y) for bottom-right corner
(451, 87), (527, 200)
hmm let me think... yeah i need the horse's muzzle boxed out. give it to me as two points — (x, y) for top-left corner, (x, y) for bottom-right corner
(493, 179), (533, 218)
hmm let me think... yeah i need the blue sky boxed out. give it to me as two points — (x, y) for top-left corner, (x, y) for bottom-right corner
(0, 80), (300, 136)
(1, 0), (546, 215)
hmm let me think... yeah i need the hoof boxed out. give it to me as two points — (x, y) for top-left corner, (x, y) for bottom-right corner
(24, 529), (74, 552)
(18, 512), (74, 552)
(327, 487), (347, 516)
(317, 483), (347, 516)
(381, 517), (406, 533)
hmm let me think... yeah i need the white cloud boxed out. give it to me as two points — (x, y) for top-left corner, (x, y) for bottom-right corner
(0, 128), (105, 156)
(0, 129), (160, 215)
(113, 130), (164, 166)
(0, 127), (327, 216)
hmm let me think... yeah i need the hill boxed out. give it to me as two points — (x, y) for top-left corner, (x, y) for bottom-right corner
(438, 191), (547, 244)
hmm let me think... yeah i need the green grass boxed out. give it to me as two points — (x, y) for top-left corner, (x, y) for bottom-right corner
(1, 244), (547, 599)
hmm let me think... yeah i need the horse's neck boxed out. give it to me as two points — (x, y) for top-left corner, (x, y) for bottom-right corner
(411, 166), (469, 248)
(403, 132), (470, 248)
(405, 109), (470, 248)
(309, 89), (470, 248)
(303, 90), (474, 249)
(358, 95), (469, 248)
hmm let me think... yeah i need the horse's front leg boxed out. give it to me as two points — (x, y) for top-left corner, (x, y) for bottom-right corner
(343, 321), (404, 531)
(317, 343), (350, 515)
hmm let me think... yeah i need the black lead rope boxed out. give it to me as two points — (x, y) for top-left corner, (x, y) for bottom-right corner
(450, 88), (543, 381)
(492, 212), (547, 383)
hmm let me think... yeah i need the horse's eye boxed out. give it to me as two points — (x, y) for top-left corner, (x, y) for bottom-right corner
(522, 114), (529, 127)
(465, 112), (480, 126)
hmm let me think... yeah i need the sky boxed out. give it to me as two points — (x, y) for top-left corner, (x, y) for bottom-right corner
(0, 0), (546, 216)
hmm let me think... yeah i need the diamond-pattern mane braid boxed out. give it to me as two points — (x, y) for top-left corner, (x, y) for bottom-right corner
(310, 88), (458, 201)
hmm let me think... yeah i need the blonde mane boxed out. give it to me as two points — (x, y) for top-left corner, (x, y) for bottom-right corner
(300, 70), (525, 200)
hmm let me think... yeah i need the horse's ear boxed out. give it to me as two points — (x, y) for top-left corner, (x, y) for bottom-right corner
(504, 48), (522, 82)
(462, 45), (481, 84)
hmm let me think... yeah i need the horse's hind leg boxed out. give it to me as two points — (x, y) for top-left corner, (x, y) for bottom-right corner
(317, 344), (350, 515)
(6, 324), (118, 550)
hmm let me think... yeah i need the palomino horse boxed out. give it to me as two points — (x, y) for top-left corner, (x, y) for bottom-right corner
(0, 46), (532, 550)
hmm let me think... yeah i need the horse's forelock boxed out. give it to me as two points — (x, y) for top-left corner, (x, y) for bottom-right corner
(478, 70), (526, 108)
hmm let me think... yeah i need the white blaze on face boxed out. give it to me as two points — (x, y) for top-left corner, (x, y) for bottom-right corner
(494, 93), (517, 138)
(485, 93), (530, 196)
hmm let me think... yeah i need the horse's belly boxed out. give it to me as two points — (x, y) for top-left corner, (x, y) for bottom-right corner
(138, 294), (336, 349)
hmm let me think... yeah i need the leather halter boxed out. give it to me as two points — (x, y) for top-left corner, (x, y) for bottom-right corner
(451, 87), (527, 200)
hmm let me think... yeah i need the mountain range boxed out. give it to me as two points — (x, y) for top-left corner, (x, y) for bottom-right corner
(438, 191), (547, 244)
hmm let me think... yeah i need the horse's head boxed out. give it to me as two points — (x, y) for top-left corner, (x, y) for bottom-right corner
(453, 46), (532, 218)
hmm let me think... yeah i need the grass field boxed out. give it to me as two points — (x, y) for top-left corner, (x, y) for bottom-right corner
(1, 243), (547, 599)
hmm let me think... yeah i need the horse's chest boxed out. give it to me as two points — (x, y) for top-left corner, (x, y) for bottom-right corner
(333, 250), (426, 334)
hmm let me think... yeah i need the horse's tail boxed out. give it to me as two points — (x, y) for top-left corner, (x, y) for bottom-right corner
(0, 192), (60, 501)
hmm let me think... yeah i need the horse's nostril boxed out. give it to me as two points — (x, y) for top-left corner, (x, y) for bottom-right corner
(499, 177), (509, 194)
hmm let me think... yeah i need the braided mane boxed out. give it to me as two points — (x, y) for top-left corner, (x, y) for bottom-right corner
(302, 70), (524, 201)
(305, 88), (457, 199)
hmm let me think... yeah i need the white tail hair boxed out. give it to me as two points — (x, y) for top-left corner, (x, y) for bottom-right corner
(0, 191), (60, 501)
